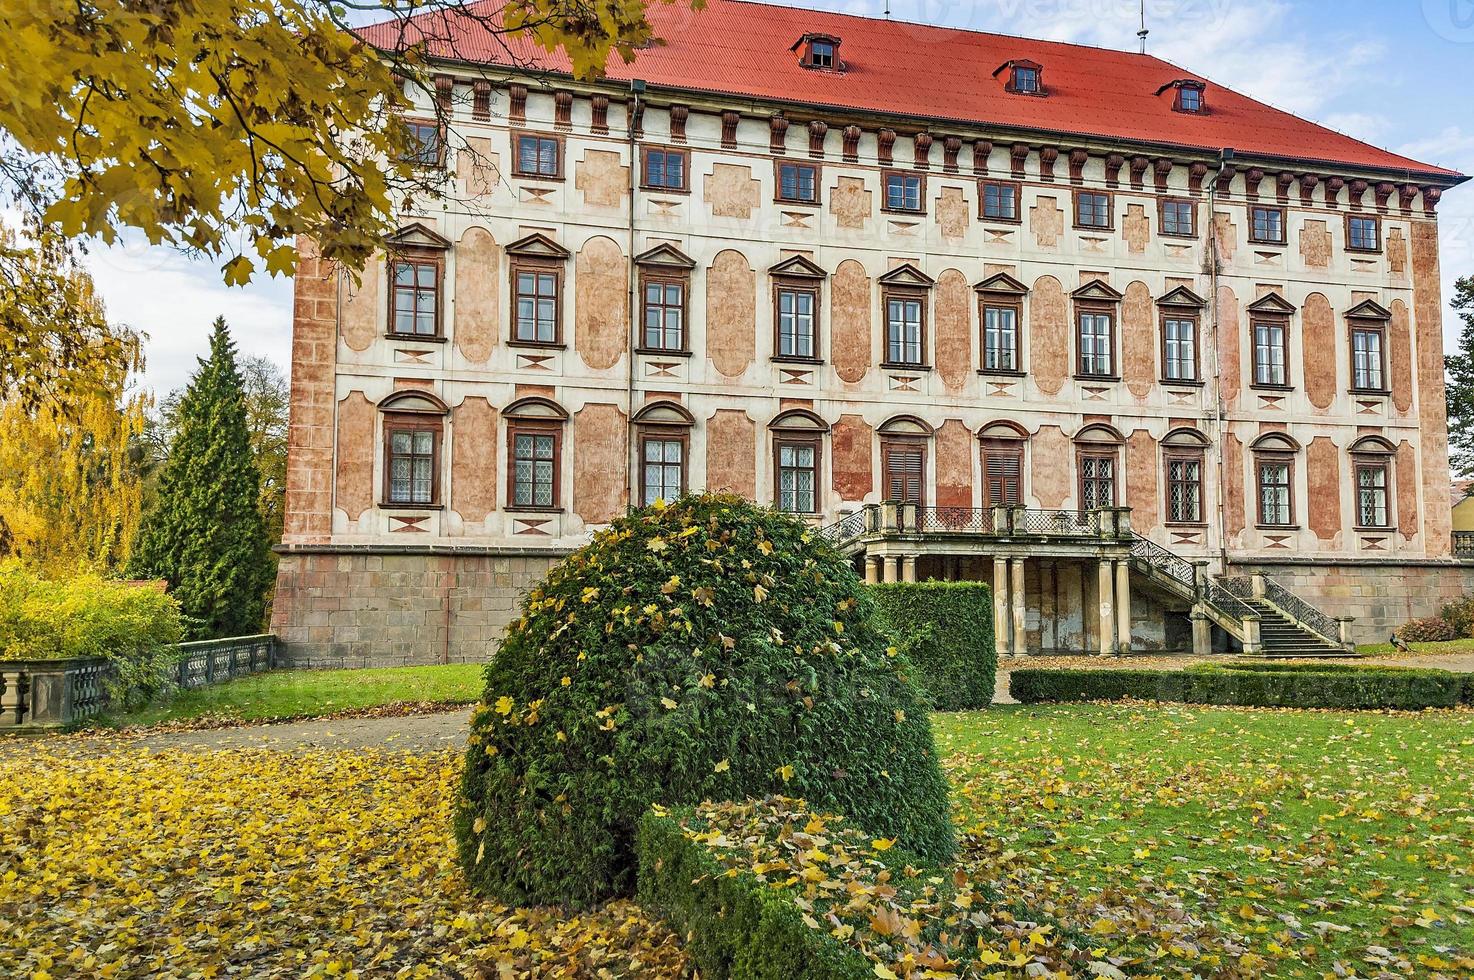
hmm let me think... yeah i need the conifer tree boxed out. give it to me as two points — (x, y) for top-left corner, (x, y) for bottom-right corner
(129, 318), (273, 638)
(1446, 276), (1474, 479)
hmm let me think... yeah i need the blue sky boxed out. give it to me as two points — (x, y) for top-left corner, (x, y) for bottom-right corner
(95, 0), (1474, 397)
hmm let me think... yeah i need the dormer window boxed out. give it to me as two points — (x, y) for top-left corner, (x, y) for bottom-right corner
(797, 34), (843, 71)
(995, 59), (1045, 96)
(1159, 79), (1207, 113)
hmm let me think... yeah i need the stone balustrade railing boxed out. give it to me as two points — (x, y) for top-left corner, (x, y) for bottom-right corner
(1, 633), (276, 733)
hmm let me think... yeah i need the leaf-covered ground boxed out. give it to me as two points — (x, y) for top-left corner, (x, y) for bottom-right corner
(5, 702), (1472, 978)
(0, 743), (688, 979)
(937, 703), (1474, 978)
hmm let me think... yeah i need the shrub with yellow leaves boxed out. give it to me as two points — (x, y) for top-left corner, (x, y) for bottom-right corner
(455, 493), (955, 908)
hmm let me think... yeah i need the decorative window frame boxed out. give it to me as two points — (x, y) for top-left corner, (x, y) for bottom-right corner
(1158, 197), (1198, 238)
(774, 159), (822, 205)
(975, 272), (1029, 377)
(769, 409), (829, 515)
(1345, 212), (1383, 254)
(978, 179), (1023, 223)
(639, 144), (691, 193)
(633, 243), (697, 355)
(1248, 204), (1288, 245)
(1348, 435), (1396, 531)
(510, 129), (565, 180)
(1073, 189), (1114, 230)
(978, 420), (1028, 507)
(769, 255), (827, 364)
(632, 400), (696, 506)
(1250, 432), (1300, 529)
(1161, 427), (1210, 527)
(1346, 299), (1392, 395)
(1156, 286), (1207, 386)
(877, 264), (935, 370)
(880, 169), (926, 214)
(1071, 279), (1122, 381)
(376, 390), (451, 510)
(503, 396), (569, 513)
(505, 232), (572, 349)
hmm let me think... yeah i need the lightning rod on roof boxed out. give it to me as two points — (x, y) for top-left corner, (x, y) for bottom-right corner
(1137, 0), (1149, 53)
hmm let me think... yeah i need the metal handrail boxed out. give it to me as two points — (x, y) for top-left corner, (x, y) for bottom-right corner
(1201, 577), (1258, 621)
(913, 506), (997, 534)
(816, 507), (873, 546)
(1261, 575), (1343, 646)
(1127, 534), (1196, 590)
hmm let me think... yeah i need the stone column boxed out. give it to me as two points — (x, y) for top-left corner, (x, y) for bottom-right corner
(1114, 559), (1132, 655)
(1010, 557), (1028, 657)
(1097, 559), (1116, 656)
(1242, 615), (1262, 656)
(882, 555), (900, 584)
(1191, 609), (1213, 655)
(993, 558), (1010, 656)
(864, 554), (882, 585)
(902, 555), (918, 583)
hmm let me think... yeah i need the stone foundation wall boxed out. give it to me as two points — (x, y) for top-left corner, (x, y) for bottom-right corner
(270, 550), (561, 668)
(1228, 560), (1474, 644)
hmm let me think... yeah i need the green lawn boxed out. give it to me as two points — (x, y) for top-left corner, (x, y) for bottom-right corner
(101, 662), (484, 728)
(935, 703), (1474, 977)
(1357, 637), (1474, 657)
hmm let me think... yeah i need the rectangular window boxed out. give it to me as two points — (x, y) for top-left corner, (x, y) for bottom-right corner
(1250, 205), (1286, 244)
(1166, 456), (1203, 524)
(776, 440), (819, 513)
(809, 40), (835, 68)
(980, 181), (1019, 221)
(885, 293), (925, 366)
(390, 258), (440, 337)
(884, 172), (923, 212)
(514, 133), (561, 177)
(642, 147), (687, 190)
(1257, 457), (1293, 527)
(1162, 316), (1198, 382)
(642, 436), (685, 506)
(1253, 320), (1287, 386)
(1077, 310), (1114, 377)
(1079, 454), (1116, 510)
(1161, 199), (1196, 237)
(1351, 323), (1385, 391)
(982, 304), (1019, 372)
(1075, 191), (1111, 229)
(510, 429), (559, 509)
(777, 162), (818, 203)
(1356, 461), (1389, 528)
(776, 286), (817, 359)
(1348, 215), (1381, 252)
(386, 426), (438, 505)
(1177, 86), (1202, 112)
(641, 278), (686, 351)
(402, 120), (442, 166)
(1013, 66), (1039, 94)
(513, 267), (560, 344)
(982, 446), (1023, 506)
(881, 441), (925, 505)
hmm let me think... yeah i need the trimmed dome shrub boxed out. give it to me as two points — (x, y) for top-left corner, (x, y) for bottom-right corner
(454, 493), (956, 908)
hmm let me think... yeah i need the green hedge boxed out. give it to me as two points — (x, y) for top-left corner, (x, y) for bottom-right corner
(635, 808), (873, 979)
(0, 562), (183, 707)
(636, 797), (1086, 980)
(1010, 662), (1474, 711)
(869, 581), (995, 710)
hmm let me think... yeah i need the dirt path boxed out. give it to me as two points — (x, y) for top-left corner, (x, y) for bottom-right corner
(129, 708), (473, 753)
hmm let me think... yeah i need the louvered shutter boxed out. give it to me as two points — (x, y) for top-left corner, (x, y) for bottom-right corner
(983, 447), (1022, 506)
(883, 444), (925, 505)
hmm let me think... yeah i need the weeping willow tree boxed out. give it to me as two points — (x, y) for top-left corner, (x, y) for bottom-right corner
(0, 240), (148, 576)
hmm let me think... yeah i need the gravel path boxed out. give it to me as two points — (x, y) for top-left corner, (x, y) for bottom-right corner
(35, 652), (1474, 753)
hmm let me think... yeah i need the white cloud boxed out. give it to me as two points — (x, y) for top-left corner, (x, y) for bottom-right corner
(82, 238), (292, 399)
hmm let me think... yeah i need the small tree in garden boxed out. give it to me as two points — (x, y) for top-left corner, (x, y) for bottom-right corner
(128, 318), (273, 639)
(455, 493), (956, 908)
(1447, 276), (1474, 478)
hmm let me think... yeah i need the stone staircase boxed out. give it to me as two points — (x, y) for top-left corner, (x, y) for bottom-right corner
(1243, 597), (1351, 658)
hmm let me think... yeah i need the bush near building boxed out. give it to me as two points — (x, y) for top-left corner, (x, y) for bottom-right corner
(1396, 616), (1459, 643)
(0, 563), (182, 706)
(454, 493), (956, 909)
(1010, 661), (1474, 711)
(868, 581), (995, 710)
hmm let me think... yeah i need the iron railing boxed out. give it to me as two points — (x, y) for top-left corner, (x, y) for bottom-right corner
(816, 508), (872, 546)
(1128, 534), (1196, 590)
(1202, 577), (1258, 621)
(1455, 531), (1474, 558)
(913, 506), (998, 534)
(1261, 576), (1343, 646)
(1013, 508), (1104, 537)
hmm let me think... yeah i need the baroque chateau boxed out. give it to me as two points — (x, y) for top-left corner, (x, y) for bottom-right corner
(272, 0), (1468, 665)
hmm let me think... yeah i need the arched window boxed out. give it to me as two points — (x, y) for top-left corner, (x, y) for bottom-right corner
(1074, 423), (1124, 510)
(769, 410), (829, 514)
(978, 420), (1027, 506)
(1350, 435), (1396, 529)
(633, 401), (696, 506)
(1162, 427), (1210, 525)
(878, 416), (932, 506)
(1250, 432), (1300, 528)
(503, 397), (569, 511)
(377, 390), (450, 507)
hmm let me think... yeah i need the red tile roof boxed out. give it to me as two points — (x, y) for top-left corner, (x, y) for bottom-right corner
(359, 0), (1462, 180)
